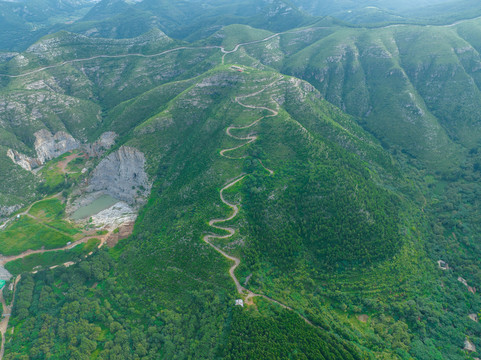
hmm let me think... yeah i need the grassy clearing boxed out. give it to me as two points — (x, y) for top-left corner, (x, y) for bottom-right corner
(29, 198), (80, 235)
(37, 151), (87, 194)
(0, 198), (82, 255)
(5, 238), (100, 275)
(0, 216), (73, 256)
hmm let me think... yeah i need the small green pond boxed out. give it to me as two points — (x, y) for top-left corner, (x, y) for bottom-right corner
(71, 194), (119, 220)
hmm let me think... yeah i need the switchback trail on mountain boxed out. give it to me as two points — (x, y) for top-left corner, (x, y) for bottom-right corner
(0, 25), (328, 355)
(203, 78), (318, 328)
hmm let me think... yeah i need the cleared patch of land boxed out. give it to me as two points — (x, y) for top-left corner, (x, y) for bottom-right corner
(0, 198), (79, 256)
(5, 238), (100, 275)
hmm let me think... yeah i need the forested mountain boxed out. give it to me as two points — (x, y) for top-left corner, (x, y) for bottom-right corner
(1, 1), (481, 359)
(291, 0), (481, 25)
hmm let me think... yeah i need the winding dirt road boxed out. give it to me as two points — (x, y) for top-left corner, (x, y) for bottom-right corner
(0, 27), (324, 79)
(203, 77), (319, 328)
(0, 27), (329, 358)
(203, 82), (279, 301)
(0, 192), (65, 231)
(0, 232), (108, 268)
(0, 18), (475, 80)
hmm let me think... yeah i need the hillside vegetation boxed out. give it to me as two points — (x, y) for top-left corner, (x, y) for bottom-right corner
(1, 4), (481, 360)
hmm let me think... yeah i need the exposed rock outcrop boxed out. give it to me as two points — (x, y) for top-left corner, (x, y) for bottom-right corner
(438, 260), (449, 270)
(7, 131), (117, 171)
(464, 338), (476, 352)
(6, 149), (41, 171)
(0, 204), (21, 218)
(0, 266), (12, 281)
(469, 313), (478, 322)
(458, 276), (477, 294)
(87, 146), (151, 205)
(91, 202), (137, 231)
(34, 129), (80, 163)
(84, 132), (118, 157)
(7, 130), (79, 170)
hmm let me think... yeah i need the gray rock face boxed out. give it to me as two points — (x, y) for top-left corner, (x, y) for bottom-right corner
(6, 149), (41, 171)
(87, 146), (151, 205)
(465, 339), (476, 352)
(469, 313), (479, 322)
(7, 131), (117, 171)
(0, 204), (21, 220)
(34, 129), (80, 163)
(0, 266), (12, 281)
(84, 131), (118, 157)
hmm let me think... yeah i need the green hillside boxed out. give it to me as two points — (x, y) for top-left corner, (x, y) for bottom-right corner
(2, 3), (481, 360)
(208, 20), (481, 169)
(3, 65), (414, 359)
(0, 0), (97, 51)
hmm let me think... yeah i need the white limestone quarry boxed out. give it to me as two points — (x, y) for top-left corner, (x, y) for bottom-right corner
(34, 129), (80, 163)
(90, 202), (137, 231)
(87, 146), (151, 205)
(7, 131), (117, 171)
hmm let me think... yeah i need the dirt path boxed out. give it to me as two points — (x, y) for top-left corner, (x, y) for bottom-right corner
(220, 27), (326, 65)
(220, 78), (280, 166)
(204, 79), (318, 327)
(203, 84), (277, 296)
(0, 275), (20, 360)
(0, 20), (473, 78)
(0, 27), (325, 79)
(203, 175), (257, 300)
(0, 204), (112, 360)
(57, 153), (83, 174)
(0, 193), (63, 231)
(0, 195), (53, 231)
(0, 229), (109, 360)
(22, 212), (75, 238)
(0, 233), (108, 267)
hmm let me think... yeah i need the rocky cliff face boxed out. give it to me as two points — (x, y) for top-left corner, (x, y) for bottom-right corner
(7, 131), (117, 171)
(91, 202), (137, 231)
(87, 146), (151, 205)
(6, 149), (41, 171)
(0, 204), (21, 220)
(7, 129), (80, 170)
(34, 129), (80, 163)
(84, 131), (117, 157)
